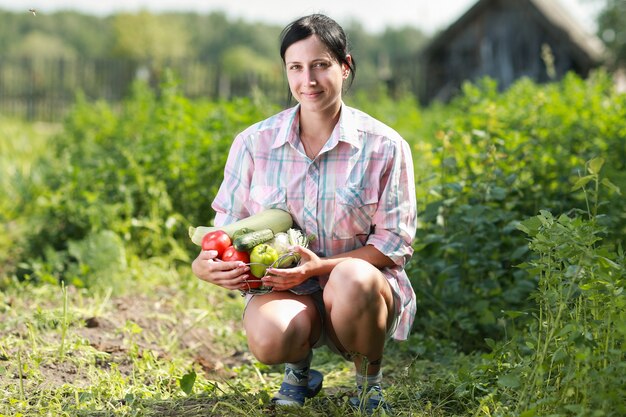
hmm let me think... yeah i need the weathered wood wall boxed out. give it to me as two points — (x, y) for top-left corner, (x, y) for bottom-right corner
(421, 0), (599, 103)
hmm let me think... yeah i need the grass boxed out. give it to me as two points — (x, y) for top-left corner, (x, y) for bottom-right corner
(4, 81), (624, 415)
(0, 115), (480, 416)
(0, 256), (478, 417)
(0, 117), (61, 213)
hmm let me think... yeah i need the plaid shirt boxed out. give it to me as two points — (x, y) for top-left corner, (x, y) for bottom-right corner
(212, 103), (417, 340)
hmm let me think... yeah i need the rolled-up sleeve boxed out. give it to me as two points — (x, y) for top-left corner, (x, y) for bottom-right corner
(367, 137), (417, 267)
(212, 133), (254, 227)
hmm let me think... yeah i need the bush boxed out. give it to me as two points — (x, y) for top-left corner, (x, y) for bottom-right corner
(407, 71), (626, 349)
(14, 73), (278, 287)
(479, 162), (625, 416)
(5, 70), (625, 354)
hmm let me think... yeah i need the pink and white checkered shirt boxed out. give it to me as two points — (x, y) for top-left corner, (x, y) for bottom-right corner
(212, 103), (417, 340)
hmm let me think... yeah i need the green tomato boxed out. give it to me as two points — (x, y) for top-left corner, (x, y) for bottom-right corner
(249, 243), (279, 278)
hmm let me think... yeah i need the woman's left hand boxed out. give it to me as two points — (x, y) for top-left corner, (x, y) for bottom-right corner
(263, 245), (323, 291)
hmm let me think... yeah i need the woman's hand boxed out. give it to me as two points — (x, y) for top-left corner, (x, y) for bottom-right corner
(263, 245), (323, 291)
(191, 250), (250, 291)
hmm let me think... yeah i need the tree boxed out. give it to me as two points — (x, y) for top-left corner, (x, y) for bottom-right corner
(7, 31), (77, 59)
(597, 0), (626, 68)
(53, 11), (114, 58)
(221, 45), (278, 78)
(0, 10), (110, 59)
(111, 11), (191, 62)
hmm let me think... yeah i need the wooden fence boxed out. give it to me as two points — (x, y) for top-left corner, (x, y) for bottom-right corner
(0, 58), (287, 121)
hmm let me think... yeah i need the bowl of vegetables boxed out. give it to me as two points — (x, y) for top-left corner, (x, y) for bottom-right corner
(190, 209), (314, 295)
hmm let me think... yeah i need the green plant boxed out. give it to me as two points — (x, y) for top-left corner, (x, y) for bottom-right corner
(510, 158), (625, 416)
(408, 71), (626, 348)
(9, 76), (278, 289)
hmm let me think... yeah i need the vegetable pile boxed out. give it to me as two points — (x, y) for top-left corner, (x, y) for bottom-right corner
(191, 209), (314, 292)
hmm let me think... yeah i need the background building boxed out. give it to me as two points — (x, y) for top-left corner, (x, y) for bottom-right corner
(420, 0), (605, 103)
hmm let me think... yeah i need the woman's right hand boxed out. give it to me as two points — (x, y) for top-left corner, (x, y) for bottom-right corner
(191, 250), (250, 290)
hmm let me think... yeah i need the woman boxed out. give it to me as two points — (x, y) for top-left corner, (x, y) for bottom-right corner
(192, 13), (417, 414)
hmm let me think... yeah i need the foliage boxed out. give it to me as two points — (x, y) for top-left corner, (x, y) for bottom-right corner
(111, 11), (192, 62)
(0, 10), (427, 114)
(9, 74), (278, 287)
(0, 118), (61, 281)
(1, 70), (625, 416)
(407, 160), (625, 417)
(7, 31), (78, 59)
(220, 45), (280, 78)
(407, 72), (626, 350)
(513, 211), (625, 415)
(0, 10), (113, 59)
(597, 0), (626, 68)
(492, 159), (624, 416)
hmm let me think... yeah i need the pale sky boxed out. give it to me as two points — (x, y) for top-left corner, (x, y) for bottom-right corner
(5, 0), (601, 35)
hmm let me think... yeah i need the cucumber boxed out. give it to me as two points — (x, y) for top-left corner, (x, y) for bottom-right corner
(233, 229), (274, 252)
(189, 208), (293, 246)
(231, 228), (254, 240)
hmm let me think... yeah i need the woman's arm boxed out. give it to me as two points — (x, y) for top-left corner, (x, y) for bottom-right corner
(194, 133), (254, 291)
(324, 244), (395, 272)
(263, 244), (394, 290)
(192, 250), (251, 290)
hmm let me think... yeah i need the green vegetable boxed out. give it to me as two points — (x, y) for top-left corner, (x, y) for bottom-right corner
(287, 228), (312, 247)
(189, 209), (293, 246)
(269, 232), (290, 255)
(231, 228), (254, 240)
(249, 244), (279, 278)
(274, 253), (299, 268)
(273, 228), (316, 268)
(233, 229), (274, 252)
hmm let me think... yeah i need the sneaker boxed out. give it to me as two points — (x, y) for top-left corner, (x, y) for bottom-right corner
(271, 369), (323, 406)
(348, 384), (392, 415)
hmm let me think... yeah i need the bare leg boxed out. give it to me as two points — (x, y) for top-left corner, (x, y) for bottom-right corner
(243, 291), (322, 364)
(322, 258), (395, 376)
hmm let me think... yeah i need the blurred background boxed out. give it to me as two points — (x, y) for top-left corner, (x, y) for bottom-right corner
(2, 3), (625, 415)
(0, 0), (623, 121)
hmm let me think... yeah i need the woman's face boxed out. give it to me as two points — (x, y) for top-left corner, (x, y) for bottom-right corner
(284, 35), (351, 115)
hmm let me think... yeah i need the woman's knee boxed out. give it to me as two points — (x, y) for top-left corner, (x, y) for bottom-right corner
(244, 318), (286, 363)
(324, 259), (394, 326)
(326, 258), (384, 300)
(243, 296), (319, 363)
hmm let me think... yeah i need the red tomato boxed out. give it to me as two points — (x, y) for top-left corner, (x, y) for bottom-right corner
(221, 246), (259, 288)
(244, 278), (263, 289)
(221, 246), (250, 263)
(201, 230), (231, 258)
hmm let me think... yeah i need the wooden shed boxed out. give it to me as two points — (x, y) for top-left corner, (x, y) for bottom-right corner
(420, 0), (605, 103)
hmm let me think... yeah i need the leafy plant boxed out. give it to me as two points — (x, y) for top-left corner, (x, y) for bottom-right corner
(508, 158), (625, 416)
(407, 71), (626, 348)
(10, 75), (278, 288)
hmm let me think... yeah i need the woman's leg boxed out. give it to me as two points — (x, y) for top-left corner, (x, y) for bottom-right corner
(245, 292), (324, 406)
(243, 291), (322, 364)
(322, 258), (395, 376)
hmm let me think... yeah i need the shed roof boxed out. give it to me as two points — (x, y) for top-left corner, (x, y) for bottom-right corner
(423, 0), (605, 64)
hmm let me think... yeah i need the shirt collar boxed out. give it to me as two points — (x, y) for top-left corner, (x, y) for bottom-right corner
(272, 104), (300, 149)
(337, 103), (362, 149)
(271, 102), (362, 151)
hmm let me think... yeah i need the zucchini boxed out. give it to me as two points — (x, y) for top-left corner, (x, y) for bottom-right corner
(233, 229), (274, 252)
(189, 208), (293, 246)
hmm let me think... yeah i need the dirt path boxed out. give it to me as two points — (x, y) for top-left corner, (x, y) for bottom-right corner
(0, 285), (253, 389)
